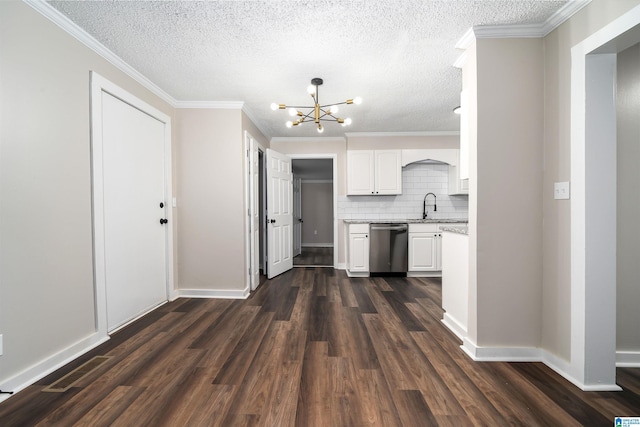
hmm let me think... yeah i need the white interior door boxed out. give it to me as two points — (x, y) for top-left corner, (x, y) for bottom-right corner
(102, 92), (168, 332)
(293, 177), (302, 257)
(247, 133), (261, 290)
(267, 149), (293, 278)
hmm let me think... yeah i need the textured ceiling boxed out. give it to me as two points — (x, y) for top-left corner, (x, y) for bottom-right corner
(47, 0), (572, 138)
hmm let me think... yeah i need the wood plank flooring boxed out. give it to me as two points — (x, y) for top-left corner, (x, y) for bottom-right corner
(293, 247), (333, 267)
(1, 268), (639, 426)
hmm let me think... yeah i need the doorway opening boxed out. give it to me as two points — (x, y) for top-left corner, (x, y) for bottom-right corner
(292, 158), (334, 267)
(570, 5), (640, 389)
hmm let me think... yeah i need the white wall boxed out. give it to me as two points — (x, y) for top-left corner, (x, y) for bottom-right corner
(616, 43), (640, 353)
(0, 1), (175, 391)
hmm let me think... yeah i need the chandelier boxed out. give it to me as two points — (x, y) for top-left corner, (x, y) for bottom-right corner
(270, 78), (362, 133)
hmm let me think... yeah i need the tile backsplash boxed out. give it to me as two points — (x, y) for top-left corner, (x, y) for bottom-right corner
(338, 162), (468, 221)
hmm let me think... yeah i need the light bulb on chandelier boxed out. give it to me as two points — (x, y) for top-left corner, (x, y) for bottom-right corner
(271, 78), (361, 131)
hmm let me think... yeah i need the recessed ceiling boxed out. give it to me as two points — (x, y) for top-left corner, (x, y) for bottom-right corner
(46, 0), (577, 138)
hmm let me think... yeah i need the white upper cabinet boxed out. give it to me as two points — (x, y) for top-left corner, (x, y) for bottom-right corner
(347, 150), (402, 195)
(459, 90), (469, 180)
(448, 149), (469, 196)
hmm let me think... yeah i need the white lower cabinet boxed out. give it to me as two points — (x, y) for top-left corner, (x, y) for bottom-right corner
(348, 224), (369, 275)
(408, 224), (442, 273)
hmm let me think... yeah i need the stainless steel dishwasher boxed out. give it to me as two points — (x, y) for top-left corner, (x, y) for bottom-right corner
(369, 223), (408, 273)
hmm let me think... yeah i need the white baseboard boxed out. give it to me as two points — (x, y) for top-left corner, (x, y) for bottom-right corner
(301, 243), (334, 248)
(407, 271), (442, 278)
(461, 338), (542, 361)
(337, 263), (346, 270)
(616, 350), (640, 367)
(459, 340), (622, 391)
(0, 332), (109, 403)
(345, 270), (369, 278)
(176, 287), (250, 299)
(441, 313), (466, 341)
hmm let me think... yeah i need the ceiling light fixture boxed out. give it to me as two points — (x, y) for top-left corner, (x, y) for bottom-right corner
(271, 78), (361, 133)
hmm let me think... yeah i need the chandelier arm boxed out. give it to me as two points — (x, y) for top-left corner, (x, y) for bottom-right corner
(319, 101), (350, 108)
(284, 105), (315, 109)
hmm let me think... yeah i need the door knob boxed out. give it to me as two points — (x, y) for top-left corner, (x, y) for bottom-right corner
(269, 219), (276, 224)
(160, 218), (168, 225)
(159, 202), (164, 208)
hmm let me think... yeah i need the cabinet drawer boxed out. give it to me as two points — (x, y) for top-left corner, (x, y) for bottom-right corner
(349, 223), (369, 234)
(409, 223), (439, 233)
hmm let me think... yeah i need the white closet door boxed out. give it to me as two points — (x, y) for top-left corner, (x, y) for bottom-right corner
(102, 92), (167, 331)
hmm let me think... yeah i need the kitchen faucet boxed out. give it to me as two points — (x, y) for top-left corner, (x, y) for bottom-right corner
(422, 193), (437, 219)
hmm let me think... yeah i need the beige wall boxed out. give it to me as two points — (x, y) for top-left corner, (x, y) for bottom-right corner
(176, 108), (248, 292)
(0, 2), (175, 387)
(472, 38), (544, 347)
(616, 43), (640, 352)
(542, 0), (640, 361)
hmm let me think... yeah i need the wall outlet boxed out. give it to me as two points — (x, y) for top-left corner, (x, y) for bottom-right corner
(554, 181), (570, 200)
(314, 230), (318, 235)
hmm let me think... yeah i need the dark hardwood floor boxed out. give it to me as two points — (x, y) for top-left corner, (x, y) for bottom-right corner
(1, 268), (639, 426)
(293, 246), (333, 267)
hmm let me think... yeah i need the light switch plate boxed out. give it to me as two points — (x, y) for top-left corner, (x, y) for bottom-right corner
(554, 181), (570, 200)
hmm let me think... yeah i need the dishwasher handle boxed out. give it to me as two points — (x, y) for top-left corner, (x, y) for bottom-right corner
(370, 224), (408, 231)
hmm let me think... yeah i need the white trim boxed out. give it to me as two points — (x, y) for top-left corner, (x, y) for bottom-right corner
(270, 136), (346, 144)
(570, 3), (640, 391)
(301, 243), (334, 248)
(616, 351), (640, 367)
(461, 338), (542, 362)
(175, 100), (245, 109)
(441, 313), (466, 341)
(454, 1), (591, 49)
(543, 350), (621, 391)
(452, 51), (468, 69)
(24, 0), (176, 107)
(345, 131), (459, 137)
(337, 262), (346, 270)
(288, 153), (339, 269)
(176, 288), (250, 299)
(469, 1), (592, 40)
(455, 28), (476, 50)
(0, 332), (109, 402)
(90, 71), (175, 336)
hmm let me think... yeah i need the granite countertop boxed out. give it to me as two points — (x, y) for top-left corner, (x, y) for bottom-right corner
(440, 225), (469, 235)
(343, 219), (468, 224)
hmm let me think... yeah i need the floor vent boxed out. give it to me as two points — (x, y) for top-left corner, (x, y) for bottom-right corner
(42, 356), (112, 392)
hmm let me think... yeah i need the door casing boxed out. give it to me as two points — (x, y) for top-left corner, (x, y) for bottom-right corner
(90, 71), (175, 337)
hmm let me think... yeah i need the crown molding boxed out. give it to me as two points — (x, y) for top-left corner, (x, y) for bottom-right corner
(455, 27), (476, 50)
(452, 51), (468, 69)
(270, 137), (346, 144)
(540, 0), (591, 36)
(345, 131), (459, 137)
(455, 0), (591, 46)
(23, 0), (177, 107)
(174, 101), (244, 109)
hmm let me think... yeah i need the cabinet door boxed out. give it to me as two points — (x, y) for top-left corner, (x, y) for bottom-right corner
(347, 151), (375, 195)
(374, 150), (402, 195)
(408, 232), (439, 271)
(349, 233), (369, 272)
